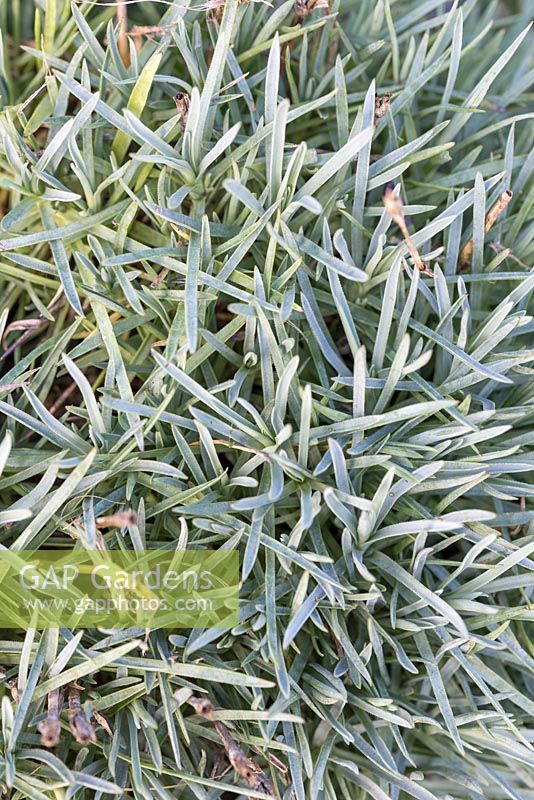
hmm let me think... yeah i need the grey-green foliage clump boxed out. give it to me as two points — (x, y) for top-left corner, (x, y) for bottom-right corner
(0, 0), (533, 797)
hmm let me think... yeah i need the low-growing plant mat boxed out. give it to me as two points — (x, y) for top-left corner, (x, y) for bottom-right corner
(0, 0), (533, 798)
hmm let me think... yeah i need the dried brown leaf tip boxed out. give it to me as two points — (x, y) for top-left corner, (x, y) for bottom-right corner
(383, 187), (434, 277)
(2, 318), (47, 362)
(187, 695), (277, 798)
(294, 0), (329, 19)
(151, 267), (171, 289)
(459, 189), (513, 270)
(95, 509), (138, 529)
(206, 0), (252, 23)
(174, 92), (191, 133)
(38, 689), (64, 748)
(206, 0), (226, 22)
(7, 679), (18, 702)
(93, 709), (113, 737)
(116, 1), (130, 68)
(1, 295), (63, 361)
(374, 91), (392, 123)
(67, 684), (96, 745)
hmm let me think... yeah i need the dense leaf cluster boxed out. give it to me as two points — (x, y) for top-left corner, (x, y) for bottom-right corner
(0, 1), (532, 798)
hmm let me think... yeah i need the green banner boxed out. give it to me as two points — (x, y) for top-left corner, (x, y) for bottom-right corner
(0, 550), (239, 629)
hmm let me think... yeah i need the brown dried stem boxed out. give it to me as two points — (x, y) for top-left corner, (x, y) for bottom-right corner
(1, 296), (63, 361)
(38, 689), (64, 747)
(187, 696), (276, 799)
(129, 24), (170, 38)
(67, 684), (96, 744)
(151, 268), (170, 288)
(48, 380), (79, 416)
(383, 187), (433, 276)
(459, 189), (513, 269)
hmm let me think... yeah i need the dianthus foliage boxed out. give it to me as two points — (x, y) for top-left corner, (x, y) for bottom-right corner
(0, 0), (533, 798)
